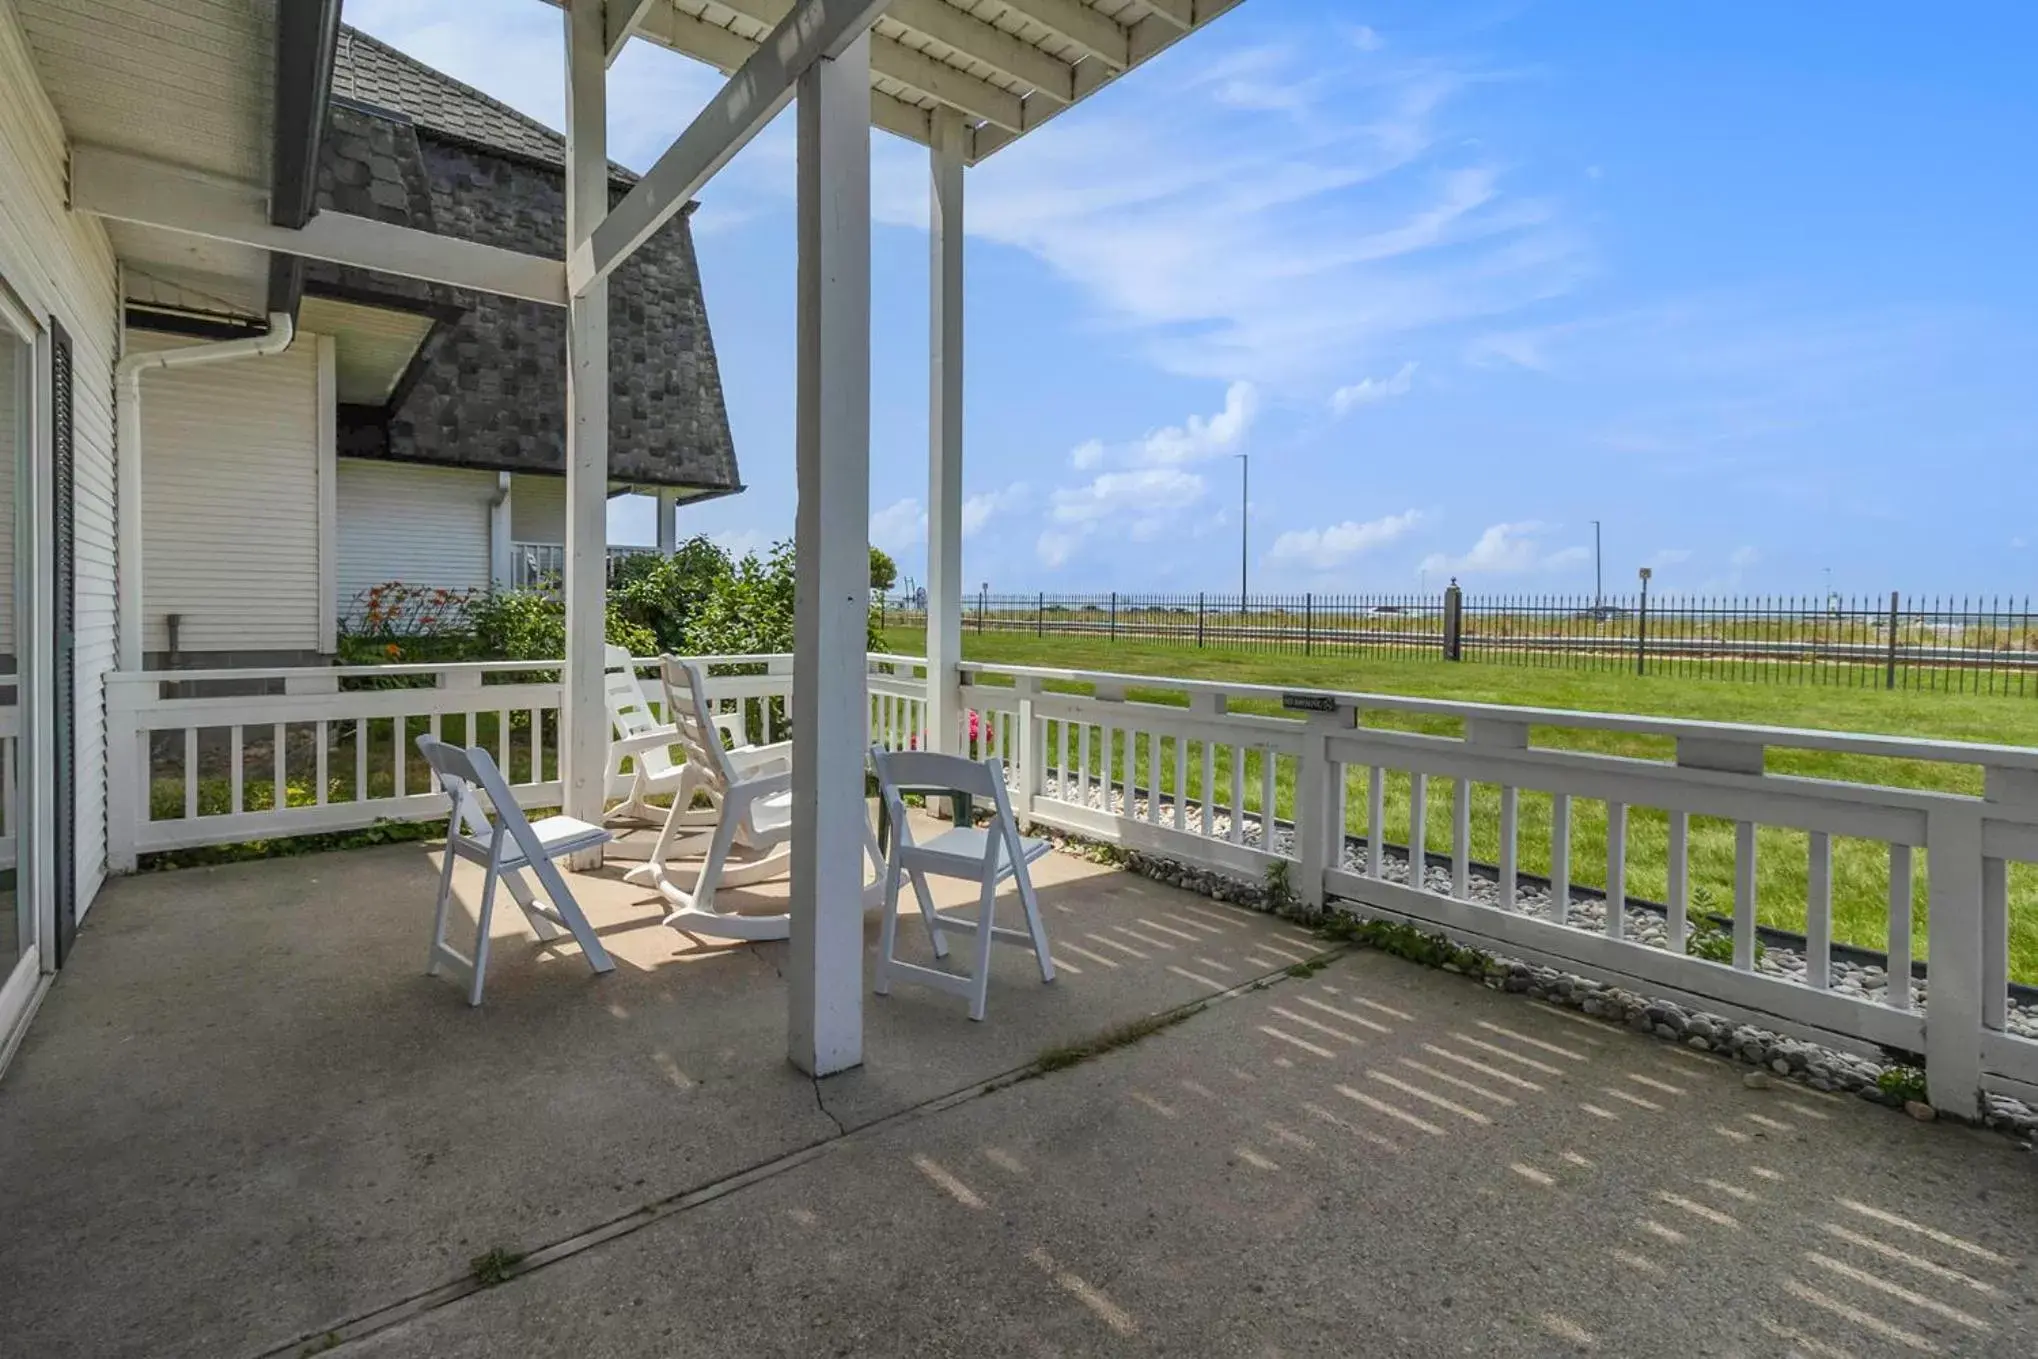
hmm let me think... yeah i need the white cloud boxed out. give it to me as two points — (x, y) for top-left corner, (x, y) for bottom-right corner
(1135, 382), (1258, 464)
(962, 483), (1029, 537)
(1069, 439), (1105, 470)
(1649, 548), (1694, 568)
(1267, 510), (1423, 570)
(869, 498), (926, 554)
(1728, 545), (1761, 569)
(710, 528), (774, 562)
(1419, 522), (1587, 577)
(1050, 468), (1206, 526)
(1329, 361), (1418, 416)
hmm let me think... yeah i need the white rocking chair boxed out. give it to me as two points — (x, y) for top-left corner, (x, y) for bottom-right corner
(417, 735), (615, 1006)
(869, 745), (1055, 1021)
(624, 656), (882, 941)
(603, 644), (730, 828)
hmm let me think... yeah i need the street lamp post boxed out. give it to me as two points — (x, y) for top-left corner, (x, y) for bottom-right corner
(1592, 519), (1603, 615)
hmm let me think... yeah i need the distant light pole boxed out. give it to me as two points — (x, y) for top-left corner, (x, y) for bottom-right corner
(1235, 452), (1249, 610)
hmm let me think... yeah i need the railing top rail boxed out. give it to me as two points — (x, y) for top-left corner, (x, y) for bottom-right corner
(108, 652), (920, 689)
(958, 659), (2038, 769)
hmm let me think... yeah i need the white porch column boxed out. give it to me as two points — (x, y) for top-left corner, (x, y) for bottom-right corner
(788, 30), (873, 1077)
(925, 107), (966, 754)
(561, 0), (609, 851)
(489, 472), (513, 587)
(655, 486), (679, 554)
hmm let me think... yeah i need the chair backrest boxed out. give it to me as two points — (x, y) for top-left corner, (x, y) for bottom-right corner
(658, 656), (742, 792)
(868, 744), (1023, 868)
(606, 644), (677, 775)
(417, 734), (546, 862)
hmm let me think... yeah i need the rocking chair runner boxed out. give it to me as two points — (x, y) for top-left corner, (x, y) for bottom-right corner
(623, 655), (883, 941)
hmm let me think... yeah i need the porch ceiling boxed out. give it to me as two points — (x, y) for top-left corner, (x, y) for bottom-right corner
(14, 0), (276, 310)
(595, 0), (1244, 163)
(298, 294), (437, 405)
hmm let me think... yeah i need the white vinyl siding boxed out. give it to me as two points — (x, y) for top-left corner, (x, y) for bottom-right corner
(0, 341), (14, 655)
(135, 330), (322, 654)
(509, 471), (565, 544)
(0, 2), (121, 910)
(336, 459), (494, 617)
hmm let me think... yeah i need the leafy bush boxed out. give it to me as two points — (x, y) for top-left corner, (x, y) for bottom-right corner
(869, 545), (897, 593)
(1877, 1064), (1927, 1104)
(682, 539), (883, 657)
(611, 536), (735, 652)
(464, 587), (655, 662)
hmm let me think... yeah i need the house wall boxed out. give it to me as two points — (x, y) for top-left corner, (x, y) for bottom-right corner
(509, 471), (564, 545)
(0, 0), (121, 912)
(336, 458), (493, 616)
(134, 330), (325, 658)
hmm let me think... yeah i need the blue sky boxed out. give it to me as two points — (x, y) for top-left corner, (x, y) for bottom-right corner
(348, 1), (2038, 597)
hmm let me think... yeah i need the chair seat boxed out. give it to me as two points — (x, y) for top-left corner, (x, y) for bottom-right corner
(750, 789), (794, 835)
(909, 825), (1051, 869)
(527, 814), (611, 851)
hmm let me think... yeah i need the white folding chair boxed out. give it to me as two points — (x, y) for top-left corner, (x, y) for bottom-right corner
(869, 745), (1055, 1021)
(625, 656), (883, 941)
(417, 735), (616, 1005)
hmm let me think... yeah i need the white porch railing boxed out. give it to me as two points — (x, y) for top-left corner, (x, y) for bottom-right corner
(955, 660), (2038, 1118)
(105, 653), (929, 867)
(103, 648), (2038, 1117)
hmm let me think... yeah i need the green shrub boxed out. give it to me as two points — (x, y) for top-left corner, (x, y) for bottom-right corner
(612, 537), (734, 652)
(1877, 1064), (1927, 1104)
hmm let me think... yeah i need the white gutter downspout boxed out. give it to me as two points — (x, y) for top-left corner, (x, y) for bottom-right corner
(488, 471), (513, 587)
(115, 311), (296, 670)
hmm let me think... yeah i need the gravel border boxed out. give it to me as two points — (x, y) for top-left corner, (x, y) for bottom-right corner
(1033, 802), (2038, 1148)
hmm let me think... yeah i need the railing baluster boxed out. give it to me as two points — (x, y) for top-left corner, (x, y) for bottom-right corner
(497, 708), (510, 771)
(315, 719), (329, 806)
(1077, 723), (1091, 805)
(1174, 733), (1189, 832)
(1667, 811), (1689, 952)
(1101, 722), (1116, 813)
(184, 727), (199, 819)
(272, 722), (287, 811)
(230, 726), (245, 814)
(1260, 747), (1277, 849)
(1805, 831), (1832, 988)
(1550, 794), (1571, 924)
(1199, 739), (1214, 836)
(1452, 777), (1471, 897)
(1408, 772), (1427, 887)
(1605, 801), (1627, 939)
(1887, 843), (1913, 1010)
(529, 708), (542, 784)
(1982, 856), (2008, 1030)
(1366, 765), (1384, 878)
(1732, 821), (1758, 970)
(1147, 733), (1163, 824)
(355, 718), (368, 804)
(1228, 745), (1246, 845)
(1498, 785), (1518, 907)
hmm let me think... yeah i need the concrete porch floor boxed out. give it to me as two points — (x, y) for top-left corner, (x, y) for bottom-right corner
(1, 830), (2033, 1357)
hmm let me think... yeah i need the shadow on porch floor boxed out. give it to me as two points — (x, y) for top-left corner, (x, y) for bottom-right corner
(0, 822), (1316, 1358)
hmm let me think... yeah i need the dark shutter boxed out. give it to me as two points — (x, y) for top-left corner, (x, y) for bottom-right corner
(50, 319), (76, 963)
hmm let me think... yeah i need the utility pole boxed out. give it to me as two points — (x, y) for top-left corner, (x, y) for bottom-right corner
(1235, 452), (1249, 610)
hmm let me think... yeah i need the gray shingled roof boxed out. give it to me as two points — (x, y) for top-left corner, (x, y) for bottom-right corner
(332, 25), (634, 181)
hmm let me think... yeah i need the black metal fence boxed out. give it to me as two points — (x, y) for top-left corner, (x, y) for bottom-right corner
(874, 589), (2038, 695)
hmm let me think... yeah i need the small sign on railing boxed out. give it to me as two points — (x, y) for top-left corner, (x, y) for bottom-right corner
(1281, 692), (1339, 713)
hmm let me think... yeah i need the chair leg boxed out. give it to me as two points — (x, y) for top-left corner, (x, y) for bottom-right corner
(427, 837), (458, 976)
(967, 870), (999, 1021)
(874, 855), (904, 997)
(906, 864), (950, 960)
(469, 855), (502, 1007)
(1014, 858), (1055, 983)
(690, 812), (741, 918)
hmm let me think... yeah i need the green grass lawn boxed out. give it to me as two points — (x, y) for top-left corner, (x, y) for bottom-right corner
(881, 627), (2038, 984)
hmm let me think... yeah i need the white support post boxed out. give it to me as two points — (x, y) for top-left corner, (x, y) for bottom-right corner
(925, 106), (966, 754)
(561, 0), (610, 861)
(1923, 807), (1984, 1118)
(656, 487), (679, 555)
(788, 30), (874, 1077)
(315, 335), (338, 654)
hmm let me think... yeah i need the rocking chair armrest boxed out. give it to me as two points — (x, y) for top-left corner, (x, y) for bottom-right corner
(612, 726), (682, 759)
(726, 739), (794, 775)
(724, 769), (793, 809)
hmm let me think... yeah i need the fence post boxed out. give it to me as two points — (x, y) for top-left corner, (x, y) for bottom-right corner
(1109, 591), (1117, 642)
(105, 679), (144, 873)
(1442, 579), (1463, 661)
(977, 588), (985, 635)
(1304, 592), (1313, 656)
(1293, 707), (1344, 913)
(1923, 805), (1985, 1118)
(1015, 676), (1044, 810)
(1197, 592), (1205, 648)
(1635, 590), (1646, 674)
(1037, 591), (1044, 637)
(1885, 590), (1900, 689)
